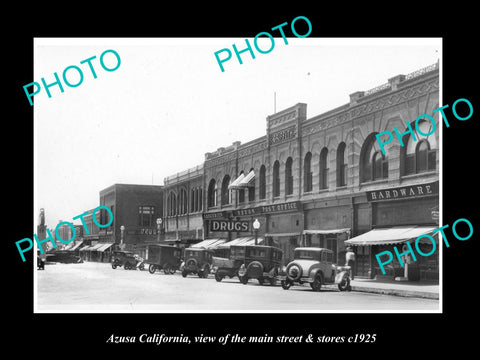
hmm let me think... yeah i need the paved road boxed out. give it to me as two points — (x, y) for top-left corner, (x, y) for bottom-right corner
(36, 262), (439, 312)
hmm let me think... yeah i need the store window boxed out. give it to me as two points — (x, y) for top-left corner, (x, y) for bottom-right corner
(138, 205), (155, 227)
(167, 192), (177, 216)
(285, 157), (293, 195)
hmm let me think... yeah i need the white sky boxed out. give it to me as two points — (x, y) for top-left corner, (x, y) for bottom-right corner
(34, 37), (441, 229)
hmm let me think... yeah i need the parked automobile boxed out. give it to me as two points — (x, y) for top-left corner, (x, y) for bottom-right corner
(237, 245), (283, 285)
(277, 247), (351, 291)
(211, 245), (247, 282)
(44, 250), (83, 264)
(145, 244), (182, 275)
(111, 250), (143, 270)
(181, 248), (213, 278)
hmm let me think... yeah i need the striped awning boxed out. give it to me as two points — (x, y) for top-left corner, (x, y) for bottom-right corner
(191, 239), (227, 249)
(217, 236), (264, 248)
(228, 173), (245, 189)
(344, 226), (437, 246)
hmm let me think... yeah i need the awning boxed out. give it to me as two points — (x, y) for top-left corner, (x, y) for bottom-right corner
(68, 241), (84, 251)
(97, 243), (115, 252)
(217, 236), (264, 248)
(235, 170), (255, 188)
(79, 245), (94, 251)
(63, 242), (76, 251)
(191, 239), (227, 249)
(265, 232), (302, 237)
(228, 173), (246, 190)
(344, 226), (437, 246)
(303, 228), (351, 235)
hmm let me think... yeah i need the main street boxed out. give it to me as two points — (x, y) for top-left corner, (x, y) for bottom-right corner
(36, 262), (439, 312)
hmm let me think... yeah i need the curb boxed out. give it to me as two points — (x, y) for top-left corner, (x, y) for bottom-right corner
(351, 285), (439, 300)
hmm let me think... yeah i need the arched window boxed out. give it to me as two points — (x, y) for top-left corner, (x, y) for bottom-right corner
(237, 171), (245, 203)
(207, 179), (217, 208)
(304, 152), (312, 192)
(167, 192), (177, 216)
(360, 134), (388, 182)
(190, 188), (195, 212)
(259, 165), (266, 200)
(179, 188), (188, 214)
(273, 161), (280, 197)
(221, 175), (231, 205)
(248, 168), (255, 202)
(336, 142), (347, 187)
(198, 187), (203, 211)
(285, 157), (293, 195)
(319, 147), (329, 189)
(403, 120), (437, 175)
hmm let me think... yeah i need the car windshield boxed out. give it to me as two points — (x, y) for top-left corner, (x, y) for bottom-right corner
(185, 250), (200, 258)
(295, 250), (320, 260)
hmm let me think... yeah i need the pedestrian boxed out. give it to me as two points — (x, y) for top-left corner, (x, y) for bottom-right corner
(345, 247), (355, 280)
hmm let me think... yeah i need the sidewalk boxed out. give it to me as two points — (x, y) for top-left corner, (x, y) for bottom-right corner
(350, 278), (439, 300)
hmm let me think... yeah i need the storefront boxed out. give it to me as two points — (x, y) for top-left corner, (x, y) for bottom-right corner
(345, 181), (439, 281)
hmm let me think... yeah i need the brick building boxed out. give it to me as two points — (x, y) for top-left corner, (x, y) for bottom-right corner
(201, 62), (439, 280)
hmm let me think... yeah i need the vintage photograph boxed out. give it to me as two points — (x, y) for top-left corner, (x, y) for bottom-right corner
(33, 37), (441, 313)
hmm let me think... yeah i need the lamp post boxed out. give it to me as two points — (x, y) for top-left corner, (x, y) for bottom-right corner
(253, 218), (260, 245)
(156, 218), (163, 243)
(120, 225), (125, 250)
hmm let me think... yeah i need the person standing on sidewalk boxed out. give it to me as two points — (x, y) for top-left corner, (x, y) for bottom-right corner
(345, 247), (355, 280)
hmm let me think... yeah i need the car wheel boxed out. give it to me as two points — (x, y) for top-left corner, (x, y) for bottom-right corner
(169, 268), (176, 275)
(338, 276), (351, 292)
(163, 263), (172, 275)
(310, 273), (323, 292)
(239, 275), (248, 285)
(281, 280), (291, 290)
(139, 263), (145, 271)
(198, 270), (204, 278)
(215, 273), (224, 282)
(182, 270), (188, 278)
(124, 262), (130, 270)
(112, 264), (117, 270)
(148, 264), (156, 274)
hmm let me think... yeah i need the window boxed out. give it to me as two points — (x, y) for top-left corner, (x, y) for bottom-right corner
(336, 142), (347, 187)
(259, 165), (266, 200)
(179, 188), (188, 214)
(198, 187), (203, 211)
(272, 161), (280, 197)
(221, 175), (231, 205)
(403, 120), (437, 175)
(167, 192), (177, 216)
(285, 157), (293, 195)
(319, 147), (329, 189)
(248, 167), (255, 202)
(207, 179), (217, 208)
(360, 133), (388, 182)
(138, 205), (155, 227)
(190, 188), (195, 212)
(304, 152), (312, 192)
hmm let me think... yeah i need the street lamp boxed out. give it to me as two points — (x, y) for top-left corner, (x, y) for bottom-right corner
(156, 218), (163, 243)
(253, 218), (260, 245)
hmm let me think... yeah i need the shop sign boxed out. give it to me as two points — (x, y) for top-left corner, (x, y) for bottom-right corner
(210, 220), (250, 232)
(127, 228), (157, 235)
(231, 201), (301, 216)
(203, 211), (229, 220)
(366, 181), (438, 202)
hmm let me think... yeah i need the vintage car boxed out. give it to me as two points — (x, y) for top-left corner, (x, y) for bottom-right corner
(145, 244), (182, 275)
(181, 248), (213, 278)
(211, 245), (246, 282)
(277, 247), (351, 291)
(44, 250), (83, 264)
(111, 250), (143, 270)
(237, 245), (283, 285)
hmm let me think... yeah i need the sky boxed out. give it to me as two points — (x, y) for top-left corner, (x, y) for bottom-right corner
(34, 37), (441, 229)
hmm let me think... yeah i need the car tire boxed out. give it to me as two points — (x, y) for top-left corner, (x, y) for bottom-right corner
(338, 276), (351, 292)
(139, 263), (145, 271)
(112, 264), (117, 270)
(124, 262), (130, 270)
(163, 263), (172, 275)
(198, 271), (204, 278)
(215, 273), (224, 282)
(239, 275), (248, 285)
(182, 270), (188, 278)
(310, 273), (323, 292)
(148, 264), (156, 274)
(281, 280), (291, 290)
